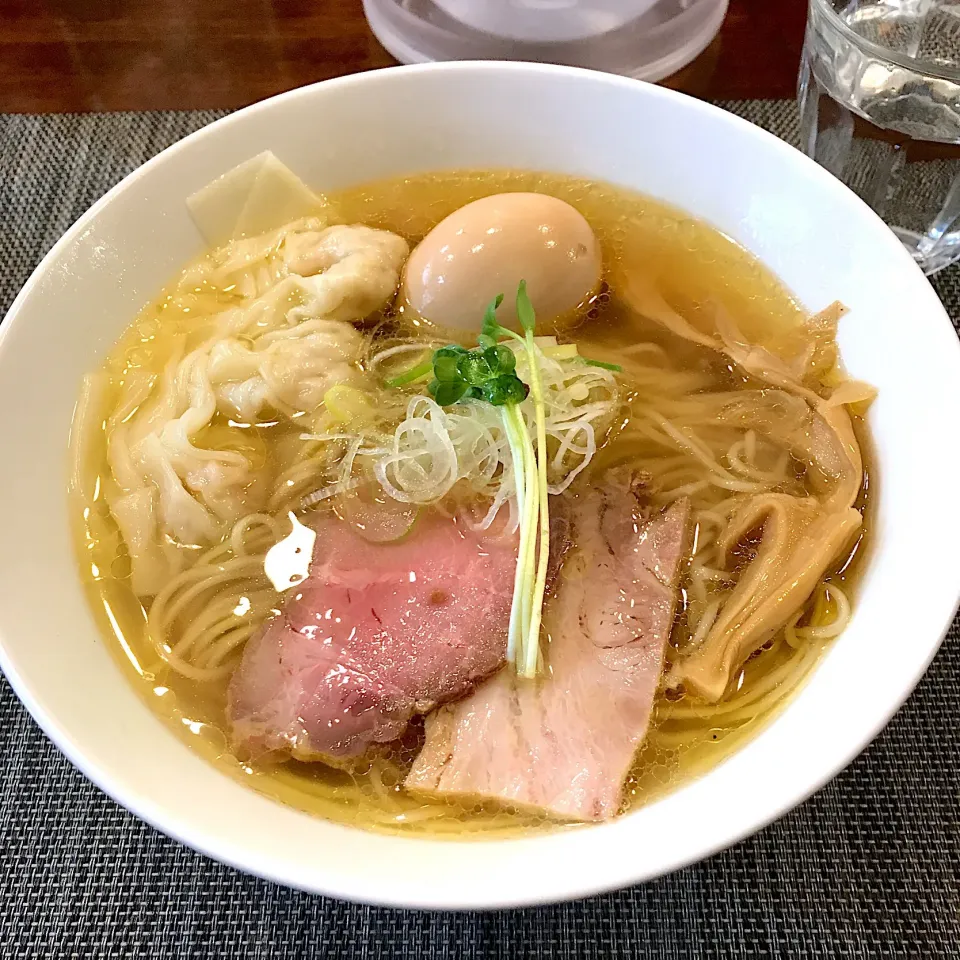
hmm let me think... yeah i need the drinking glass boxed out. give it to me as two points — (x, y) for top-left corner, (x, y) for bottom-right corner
(798, 0), (960, 274)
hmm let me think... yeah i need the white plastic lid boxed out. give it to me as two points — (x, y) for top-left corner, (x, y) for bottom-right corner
(432, 0), (661, 43)
(363, 0), (728, 82)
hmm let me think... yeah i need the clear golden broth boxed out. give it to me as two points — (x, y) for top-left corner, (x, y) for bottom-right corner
(71, 170), (874, 838)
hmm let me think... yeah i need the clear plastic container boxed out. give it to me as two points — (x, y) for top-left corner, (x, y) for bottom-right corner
(363, 0), (728, 82)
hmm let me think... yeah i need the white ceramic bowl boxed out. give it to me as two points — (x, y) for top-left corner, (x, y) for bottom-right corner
(1, 63), (958, 910)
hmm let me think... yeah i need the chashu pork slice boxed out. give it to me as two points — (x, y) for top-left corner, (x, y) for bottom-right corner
(228, 511), (517, 763)
(406, 481), (690, 821)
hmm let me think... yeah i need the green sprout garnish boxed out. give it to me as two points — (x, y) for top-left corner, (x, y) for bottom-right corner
(386, 330), (530, 409)
(428, 342), (528, 408)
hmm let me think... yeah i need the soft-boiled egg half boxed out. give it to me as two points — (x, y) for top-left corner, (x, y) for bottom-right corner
(401, 193), (602, 333)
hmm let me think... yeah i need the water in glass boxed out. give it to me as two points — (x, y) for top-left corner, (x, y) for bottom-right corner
(799, 0), (960, 274)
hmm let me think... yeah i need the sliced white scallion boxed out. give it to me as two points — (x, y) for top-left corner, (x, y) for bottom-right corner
(481, 283), (551, 679)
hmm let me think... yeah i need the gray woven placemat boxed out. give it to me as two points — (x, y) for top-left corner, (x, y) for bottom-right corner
(0, 101), (957, 960)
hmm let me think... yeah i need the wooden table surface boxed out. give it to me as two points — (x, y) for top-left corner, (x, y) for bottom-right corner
(0, 0), (807, 113)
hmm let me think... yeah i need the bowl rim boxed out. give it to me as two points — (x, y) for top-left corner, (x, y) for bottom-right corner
(1, 60), (959, 910)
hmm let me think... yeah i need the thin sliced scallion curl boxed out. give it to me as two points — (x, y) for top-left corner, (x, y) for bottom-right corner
(464, 283), (551, 678)
(502, 404), (529, 664)
(514, 281), (551, 679)
(507, 394), (541, 675)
